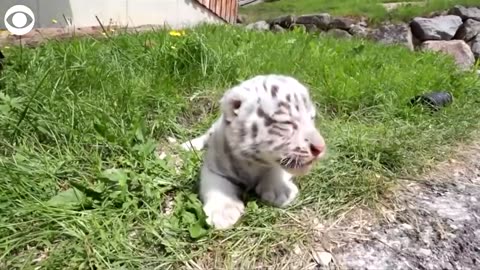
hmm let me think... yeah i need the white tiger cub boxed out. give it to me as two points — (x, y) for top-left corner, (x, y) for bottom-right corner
(181, 74), (326, 229)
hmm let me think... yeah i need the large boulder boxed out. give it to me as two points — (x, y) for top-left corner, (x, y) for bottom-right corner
(349, 23), (369, 37)
(421, 40), (475, 70)
(329, 17), (356, 31)
(410, 15), (463, 41)
(448, 5), (480, 21)
(303, 24), (321, 33)
(470, 36), (480, 59)
(236, 15), (247, 24)
(454, 19), (480, 41)
(271, 24), (286, 33)
(295, 13), (331, 30)
(368, 23), (414, 50)
(268, 15), (295, 29)
(246, 21), (270, 31)
(327, 29), (352, 39)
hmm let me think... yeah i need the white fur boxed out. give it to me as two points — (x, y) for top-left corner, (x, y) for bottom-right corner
(181, 74), (326, 229)
(200, 165), (245, 229)
(180, 135), (207, 151)
(255, 169), (298, 207)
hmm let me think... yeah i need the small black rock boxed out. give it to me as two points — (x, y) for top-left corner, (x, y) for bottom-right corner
(410, 91), (453, 111)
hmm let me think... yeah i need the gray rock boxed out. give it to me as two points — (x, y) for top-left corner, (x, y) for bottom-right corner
(271, 24), (285, 33)
(246, 21), (270, 31)
(357, 21), (368, 28)
(236, 15), (247, 24)
(268, 15), (295, 29)
(314, 251), (332, 266)
(471, 36), (480, 59)
(454, 19), (480, 41)
(448, 5), (480, 21)
(303, 24), (320, 33)
(421, 40), (475, 70)
(329, 17), (356, 30)
(349, 23), (369, 37)
(327, 28), (352, 39)
(410, 15), (463, 41)
(296, 13), (331, 30)
(369, 23), (414, 50)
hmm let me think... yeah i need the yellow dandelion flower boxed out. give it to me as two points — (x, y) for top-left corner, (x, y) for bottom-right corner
(169, 30), (187, 37)
(169, 30), (182, 37)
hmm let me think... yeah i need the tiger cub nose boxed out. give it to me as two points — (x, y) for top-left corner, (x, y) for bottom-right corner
(309, 143), (325, 157)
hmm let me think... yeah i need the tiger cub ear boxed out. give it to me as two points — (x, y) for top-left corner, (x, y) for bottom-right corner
(220, 86), (246, 122)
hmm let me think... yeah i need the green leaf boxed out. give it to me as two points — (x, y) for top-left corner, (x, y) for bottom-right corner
(181, 210), (197, 225)
(132, 139), (157, 157)
(246, 201), (259, 211)
(93, 122), (115, 142)
(189, 221), (208, 239)
(101, 168), (129, 184)
(47, 188), (86, 209)
(134, 126), (145, 142)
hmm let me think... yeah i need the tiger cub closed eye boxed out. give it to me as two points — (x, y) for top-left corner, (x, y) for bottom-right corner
(181, 74), (326, 229)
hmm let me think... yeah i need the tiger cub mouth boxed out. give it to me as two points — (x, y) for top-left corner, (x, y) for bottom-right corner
(279, 158), (316, 175)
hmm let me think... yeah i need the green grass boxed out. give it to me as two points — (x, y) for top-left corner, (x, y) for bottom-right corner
(1, 24), (480, 269)
(240, 0), (480, 24)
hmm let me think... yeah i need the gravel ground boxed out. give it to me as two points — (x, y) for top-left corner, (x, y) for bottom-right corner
(332, 142), (480, 270)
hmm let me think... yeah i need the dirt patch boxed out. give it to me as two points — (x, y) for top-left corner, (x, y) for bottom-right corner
(328, 141), (480, 270)
(0, 24), (172, 48)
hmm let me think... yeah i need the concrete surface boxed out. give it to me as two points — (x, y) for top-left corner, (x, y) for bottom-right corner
(0, 0), (223, 30)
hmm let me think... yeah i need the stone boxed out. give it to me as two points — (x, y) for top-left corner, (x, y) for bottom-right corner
(271, 24), (285, 33)
(303, 24), (320, 33)
(400, 223), (414, 230)
(246, 21), (270, 31)
(295, 13), (331, 30)
(349, 23), (369, 37)
(410, 15), (463, 41)
(418, 248), (433, 257)
(369, 23), (414, 50)
(269, 15), (295, 29)
(471, 36), (480, 59)
(421, 40), (475, 70)
(329, 17), (356, 30)
(454, 19), (480, 41)
(448, 5), (480, 21)
(313, 251), (333, 266)
(236, 15), (247, 24)
(357, 21), (368, 28)
(327, 28), (352, 39)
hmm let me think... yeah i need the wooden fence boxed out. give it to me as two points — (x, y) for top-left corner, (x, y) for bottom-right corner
(195, 0), (238, 24)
